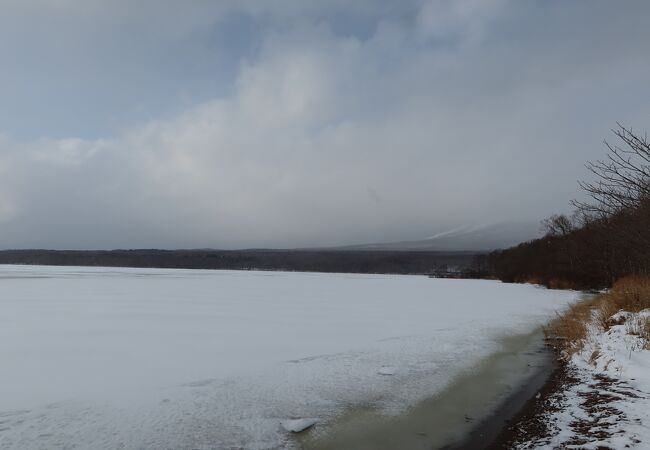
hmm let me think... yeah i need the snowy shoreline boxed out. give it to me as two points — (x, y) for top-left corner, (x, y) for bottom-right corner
(492, 309), (650, 449)
(447, 343), (558, 449)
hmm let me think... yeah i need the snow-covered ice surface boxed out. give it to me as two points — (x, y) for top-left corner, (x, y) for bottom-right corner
(0, 265), (579, 450)
(517, 310), (650, 450)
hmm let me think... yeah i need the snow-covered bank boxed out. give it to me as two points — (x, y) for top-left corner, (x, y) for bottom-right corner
(516, 310), (650, 449)
(0, 265), (579, 450)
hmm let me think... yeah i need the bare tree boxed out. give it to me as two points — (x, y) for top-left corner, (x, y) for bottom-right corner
(573, 124), (650, 216)
(541, 214), (574, 237)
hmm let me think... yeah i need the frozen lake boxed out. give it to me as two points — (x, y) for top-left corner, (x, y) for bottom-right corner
(0, 265), (579, 449)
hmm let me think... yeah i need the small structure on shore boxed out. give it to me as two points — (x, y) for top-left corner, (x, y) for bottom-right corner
(428, 264), (463, 278)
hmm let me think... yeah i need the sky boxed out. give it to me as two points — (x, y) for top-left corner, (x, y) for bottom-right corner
(1, 0), (649, 250)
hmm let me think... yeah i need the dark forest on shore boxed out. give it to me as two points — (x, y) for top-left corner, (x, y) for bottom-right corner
(0, 248), (475, 275)
(486, 125), (650, 289)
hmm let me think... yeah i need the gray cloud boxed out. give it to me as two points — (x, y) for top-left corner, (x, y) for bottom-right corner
(1, 0), (650, 249)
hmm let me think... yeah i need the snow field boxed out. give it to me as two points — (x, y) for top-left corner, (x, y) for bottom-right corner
(0, 265), (579, 449)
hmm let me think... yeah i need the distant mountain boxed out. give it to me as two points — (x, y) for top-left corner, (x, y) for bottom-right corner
(337, 221), (541, 252)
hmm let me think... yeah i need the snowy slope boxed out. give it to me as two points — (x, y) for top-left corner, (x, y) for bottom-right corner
(0, 265), (578, 450)
(338, 221), (540, 252)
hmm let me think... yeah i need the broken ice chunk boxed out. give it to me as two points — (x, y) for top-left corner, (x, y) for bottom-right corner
(281, 418), (318, 433)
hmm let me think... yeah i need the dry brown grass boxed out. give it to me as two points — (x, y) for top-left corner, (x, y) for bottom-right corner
(548, 275), (650, 356)
(524, 276), (544, 286)
(594, 298), (619, 331)
(603, 275), (650, 313)
(546, 300), (596, 356)
(595, 275), (650, 335)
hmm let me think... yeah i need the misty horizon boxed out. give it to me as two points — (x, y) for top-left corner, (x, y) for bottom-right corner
(0, 220), (540, 251)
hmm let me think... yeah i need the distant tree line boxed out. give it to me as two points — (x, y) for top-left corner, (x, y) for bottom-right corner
(487, 125), (650, 289)
(0, 248), (476, 276)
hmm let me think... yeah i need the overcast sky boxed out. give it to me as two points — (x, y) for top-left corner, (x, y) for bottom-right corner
(1, 0), (649, 249)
